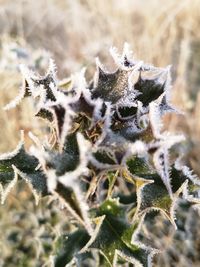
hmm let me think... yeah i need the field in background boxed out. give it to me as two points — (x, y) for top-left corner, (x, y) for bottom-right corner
(0, 0), (200, 266)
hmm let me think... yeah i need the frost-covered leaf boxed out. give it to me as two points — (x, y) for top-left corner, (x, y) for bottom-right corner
(92, 148), (117, 167)
(49, 103), (74, 150)
(109, 43), (137, 70)
(45, 133), (80, 176)
(0, 132), (47, 203)
(81, 198), (153, 267)
(134, 70), (166, 106)
(170, 162), (200, 203)
(35, 107), (54, 121)
(3, 79), (31, 110)
(126, 156), (152, 177)
(135, 176), (176, 227)
(20, 58), (57, 101)
(37, 132), (90, 193)
(70, 74), (103, 122)
(115, 105), (138, 120)
(54, 181), (93, 235)
(126, 156), (189, 227)
(113, 121), (154, 143)
(92, 58), (132, 104)
(54, 229), (90, 267)
(153, 147), (173, 198)
(35, 132), (93, 233)
(159, 94), (180, 115)
(0, 166), (18, 204)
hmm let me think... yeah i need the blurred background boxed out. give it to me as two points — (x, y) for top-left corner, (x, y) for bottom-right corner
(0, 0), (200, 266)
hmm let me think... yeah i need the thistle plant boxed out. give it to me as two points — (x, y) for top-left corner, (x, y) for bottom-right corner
(1, 43), (200, 267)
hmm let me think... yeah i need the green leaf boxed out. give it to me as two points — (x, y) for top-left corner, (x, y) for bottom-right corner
(135, 177), (174, 224)
(126, 155), (200, 228)
(55, 183), (85, 221)
(0, 134), (47, 203)
(127, 156), (153, 177)
(116, 106), (137, 119)
(93, 149), (117, 166)
(71, 93), (96, 118)
(113, 122), (154, 143)
(135, 71), (165, 106)
(126, 157), (180, 226)
(92, 66), (130, 104)
(45, 133), (80, 176)
(22, 59), (57, 102)
(81, 198), (152, 267)
(170, 165), (198, 193)
(55, 229), (90, 267)
(35, 108), (54, 122)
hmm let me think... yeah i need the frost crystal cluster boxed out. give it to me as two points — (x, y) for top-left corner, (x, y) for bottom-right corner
(1, 44), (200, 267)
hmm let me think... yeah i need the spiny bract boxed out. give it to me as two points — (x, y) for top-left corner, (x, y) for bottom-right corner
(1, 43), (200, 267)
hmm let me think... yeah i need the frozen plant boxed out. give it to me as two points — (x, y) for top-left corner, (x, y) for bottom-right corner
(1, 43), (200, 267)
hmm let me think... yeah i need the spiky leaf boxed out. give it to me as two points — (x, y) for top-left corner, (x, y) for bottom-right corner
(81, 199), (153, 267)
(0, 134), (47, 203)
